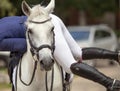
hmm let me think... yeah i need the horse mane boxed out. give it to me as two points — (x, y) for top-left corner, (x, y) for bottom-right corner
(28, 4), (49, 21)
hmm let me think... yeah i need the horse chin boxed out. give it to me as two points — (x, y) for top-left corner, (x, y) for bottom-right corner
(45, 67), (52, 71)
(39, 58), (54, 71)
(40, 64), (53, 71)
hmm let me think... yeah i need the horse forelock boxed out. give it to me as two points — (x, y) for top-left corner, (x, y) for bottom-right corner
(28, 4), (50, 21)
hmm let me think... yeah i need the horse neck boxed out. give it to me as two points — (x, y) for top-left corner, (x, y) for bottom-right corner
(20, 40), (36, 73)
(22, 43), (32, 64)
(21, 49), (35, 73)
(22, 39), (34, 63)
(19, 46), (63, 91)
(21, 41), (45, 77)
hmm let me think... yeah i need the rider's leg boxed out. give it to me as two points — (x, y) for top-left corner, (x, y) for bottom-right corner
(0, 38), (27, 52)
(82, 47), (118, 61)
(56, 14), (120, 63)
(54, 37), (120, 91)
(82, 47), (120, 64)
(52, 15), (120, 91)
(0, 38), (27, 83)
(60, 16), (120, 64)
(70, 62), (120, 91)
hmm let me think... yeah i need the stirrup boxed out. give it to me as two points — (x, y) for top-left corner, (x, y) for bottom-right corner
(110, 79), (116, 90)
(118, 52), (120, 65)
(108, 79), (120, 91)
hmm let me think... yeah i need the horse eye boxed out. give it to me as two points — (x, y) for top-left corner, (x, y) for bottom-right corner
(51, 27), (54, 32)
(28, 29), (33, 34)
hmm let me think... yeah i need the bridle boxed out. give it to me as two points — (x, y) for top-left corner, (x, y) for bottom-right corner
(16, 17), (55, 91)
(27, 27), (55, 59)
(29, 17), (52, 24)
(27, 17), (55, 58)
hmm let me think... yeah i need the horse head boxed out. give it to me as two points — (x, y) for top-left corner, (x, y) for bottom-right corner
(22, 0), (55, 71)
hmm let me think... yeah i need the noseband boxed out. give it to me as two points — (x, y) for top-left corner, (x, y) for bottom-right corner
(27, 17), (55, 59)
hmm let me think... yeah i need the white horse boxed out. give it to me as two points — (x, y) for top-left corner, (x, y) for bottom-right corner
(13, 0), (66, 91)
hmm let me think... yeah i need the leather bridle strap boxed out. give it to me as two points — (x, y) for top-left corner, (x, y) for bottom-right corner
(45, 68), (54, 91)
(19, 59), (38, 86)
(27, 31), (54, 58)
(29, 18), (52, 24)
(27, 17), (55, 57)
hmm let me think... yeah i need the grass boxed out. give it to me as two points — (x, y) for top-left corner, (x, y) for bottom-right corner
(0, 67), (11, 90)
(0, 83), (11, 89)
(0, 67), (7, 72)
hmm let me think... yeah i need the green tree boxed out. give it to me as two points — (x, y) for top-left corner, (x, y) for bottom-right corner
(55, 0), (117, 18)
(0, 0), (17, 17)
(1, 0), (117, 19)
(10, 0), (43, 15)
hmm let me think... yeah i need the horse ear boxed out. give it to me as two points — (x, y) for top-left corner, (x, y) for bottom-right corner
(22, 1), (31, 16)
(45, 0), (55, 14)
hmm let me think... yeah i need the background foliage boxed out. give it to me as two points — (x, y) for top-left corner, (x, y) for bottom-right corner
(0, 0), (117, 18)
(0, 0), (17, 17)
(56, 0), (117, 19)
(0, 0), (119, 30)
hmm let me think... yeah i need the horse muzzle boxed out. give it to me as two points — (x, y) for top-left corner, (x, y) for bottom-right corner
(39, 57), (54, 71)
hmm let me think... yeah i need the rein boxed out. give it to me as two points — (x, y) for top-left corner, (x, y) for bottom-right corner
(18, 58), (54, 91)
(19, 58), (38, 86)
(45, 68), (54, 91)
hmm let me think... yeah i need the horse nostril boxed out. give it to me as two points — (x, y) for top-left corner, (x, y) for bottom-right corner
(40, 60), (44, 65)
(52, 59), (54, 64)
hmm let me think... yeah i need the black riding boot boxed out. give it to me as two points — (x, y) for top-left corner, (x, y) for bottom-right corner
(82, 47), (120, 64)
(70, 62), (120, 91)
